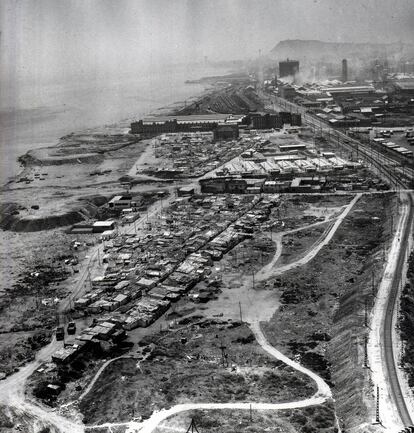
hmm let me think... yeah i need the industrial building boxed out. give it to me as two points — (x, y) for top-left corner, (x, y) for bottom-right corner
(323, 85), (376, 96)
(279, 112), (302, 126)
(130, 114), (246, 136)
(279, 59), (300, 78)
(392, 81), (414, 97)
(342, 59), (348, 83)
(279, 84), (297, 99)
(213, 124), (239, 141)
(249, 113), (283, 129)
(108, 195), (137, 209)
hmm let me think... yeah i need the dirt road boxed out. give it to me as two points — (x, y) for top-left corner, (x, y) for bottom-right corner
(86, 322), (331, 433)
(368, 191), (414, 431)
(0, 336), (84, 432)
(256, 193), (361, 282)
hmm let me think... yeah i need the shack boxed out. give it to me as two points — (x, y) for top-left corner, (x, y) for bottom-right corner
(93, 221), (116, 233)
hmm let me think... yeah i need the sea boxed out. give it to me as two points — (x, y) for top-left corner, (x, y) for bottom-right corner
(0, 64), (228, 185)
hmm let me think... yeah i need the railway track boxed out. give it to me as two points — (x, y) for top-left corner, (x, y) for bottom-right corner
(383, 191), (414, 426)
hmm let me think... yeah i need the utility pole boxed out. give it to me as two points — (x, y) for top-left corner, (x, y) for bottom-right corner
(87, 266), (91, 288)
(219, 340), (228, 368)
(374, 386), (380, 424)
(186, 418), (200, 433)
(364, 336), (369, 368)
(372, 269), (375, 298)
(364, 297), (369, 327)
(239, 301), (243, 322)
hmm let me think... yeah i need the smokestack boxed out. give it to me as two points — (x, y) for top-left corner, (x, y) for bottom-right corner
(342, 59), (348, 83)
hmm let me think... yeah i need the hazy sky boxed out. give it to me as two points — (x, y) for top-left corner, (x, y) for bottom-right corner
(1, 0), (414, 85)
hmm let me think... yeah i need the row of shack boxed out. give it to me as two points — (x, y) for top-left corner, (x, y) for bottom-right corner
(69, 194), (270, 336)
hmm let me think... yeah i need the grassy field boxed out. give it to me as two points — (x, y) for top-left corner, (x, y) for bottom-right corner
(151, 403), (337, 433)
(80, 319), (316, 425)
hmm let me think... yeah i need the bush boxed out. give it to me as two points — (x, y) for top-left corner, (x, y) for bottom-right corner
(291, 412), (307, 425)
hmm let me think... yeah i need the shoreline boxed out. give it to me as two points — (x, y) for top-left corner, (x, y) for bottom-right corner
(1, 82), (217, 191)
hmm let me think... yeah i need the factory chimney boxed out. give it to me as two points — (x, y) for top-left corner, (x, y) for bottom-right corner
(342, 59), (348, 83)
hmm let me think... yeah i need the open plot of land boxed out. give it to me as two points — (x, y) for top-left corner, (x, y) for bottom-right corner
(265, 194), (352, 232)
(0, 403), (59, 433)
(150, 404), (337, 433)
(79, 319), (316, 425)
(216, 233), (276, 275)
(196, 234), (279, 323)
(261, 192), (396, 431)
(1, 120), (171, 237)
(276, 222), (331, 266)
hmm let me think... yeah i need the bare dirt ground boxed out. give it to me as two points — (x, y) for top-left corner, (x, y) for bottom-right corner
(265, 194), (352, 232)
(276, 222), (331, 266)
(1, 126), (149, 232)
(78, 320), (316, 425)
(151, 404), (337, 433)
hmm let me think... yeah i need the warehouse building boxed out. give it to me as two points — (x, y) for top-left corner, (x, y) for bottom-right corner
(213, 124), (239, 141)
(131, 114), (245, 136)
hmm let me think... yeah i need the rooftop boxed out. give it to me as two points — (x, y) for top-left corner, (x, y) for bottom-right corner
(394, 81), (414, 90)
(323, 85), (375, 94)
(140, 114), (245, 125)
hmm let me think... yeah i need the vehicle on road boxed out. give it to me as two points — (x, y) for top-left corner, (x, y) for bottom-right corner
(67, 322), (76, 335)
(55, 326), (65, 341)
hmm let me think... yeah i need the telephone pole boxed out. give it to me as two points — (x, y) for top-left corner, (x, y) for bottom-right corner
(186, 418), (200, 433)
(374, 386), (380, 424)
(219, 341), (229, 367)
(372, 269), (376, 297)
(364, 336), (369, 368)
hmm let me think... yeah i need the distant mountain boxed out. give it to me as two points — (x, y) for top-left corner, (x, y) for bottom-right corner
(271, 39), (414, 61)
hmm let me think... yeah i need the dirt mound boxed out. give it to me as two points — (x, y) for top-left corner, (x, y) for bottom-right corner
(20, 149), (103, 166)
(0, 196), (107, 232)
(1, 210), (85, 232)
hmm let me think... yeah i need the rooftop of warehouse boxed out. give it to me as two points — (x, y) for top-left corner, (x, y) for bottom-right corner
(323, 85), (376, 93)
(140, 114), (246, 124)
(394, 80), (414, 90)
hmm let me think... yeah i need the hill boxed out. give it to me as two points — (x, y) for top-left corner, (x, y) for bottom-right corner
(271, 39), (414, 61)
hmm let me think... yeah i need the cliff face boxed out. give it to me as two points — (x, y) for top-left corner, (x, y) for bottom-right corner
(271, 39), (414, 61)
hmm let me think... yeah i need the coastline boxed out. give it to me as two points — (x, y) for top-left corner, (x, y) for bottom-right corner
(0, 62), (232, 187)
(2, 83), (217, 191)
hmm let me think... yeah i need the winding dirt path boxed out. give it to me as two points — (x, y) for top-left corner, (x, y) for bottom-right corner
(86, 323), (331, 433)
(256, 193), (361, 282)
